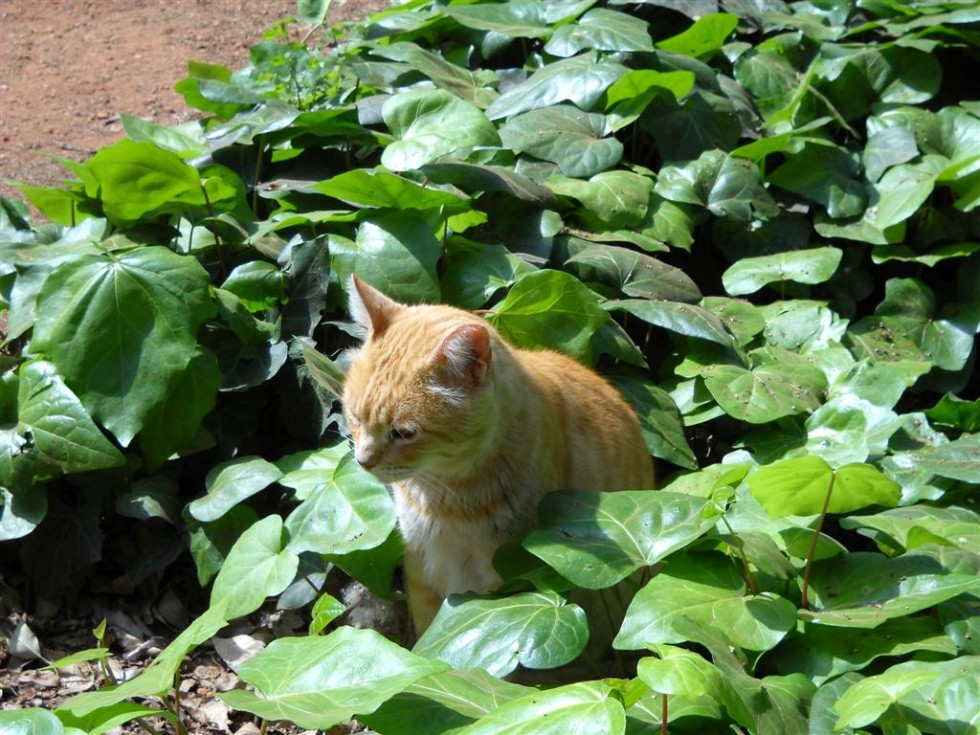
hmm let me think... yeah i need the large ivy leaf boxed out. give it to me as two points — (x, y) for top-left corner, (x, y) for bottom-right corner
(524, 491), (718, 589)
(442, 238), (537, 309)
(361, 668), (530, 735)
(656, 13), (738, 58)
(283, 453), (396, 556)
(768, 143), (867, 219)
(802, 552), (980, 628)
(456, 681), (626, 735)
(32, 246), (217, 446)
(187, 456), (284, 523)
(566, 243), (701, 303)
(373, 42), (496, 108)
(871, 156), (945, 230)
(486, 56), (628, 120)
(604, 69), (696, 131)
(896, 432), (980, 483)
(544, 8), (653, 56)
(382, 89), (500, 171)
(220, 628), (448, 730)
(721, 247), (843, 296)
(488, 269), (609, 363)
(329, 212), (442, 303)
(210, 515), (299, 619)
(15, 361), (124, 478)
(414, 591), (588, 678)
(699, 362), (826, 424)
(834, 656), (979, 734)
(83, 140), (204, 224)
(607, 368), (698, 469)
(773, 617), (957, 685)
(311, 168), (469, 212)
(547, 170), (652, 229)
(498, 105), (622, 178)
(655, 151), (779, 221)
(841, 505), (980, 554)
(607, 299), (736, 349)
(615, 552), (797, 652)
(747, 456), (901, 517)
(444, 2), (567, 39)
(637, 644), (725, 699)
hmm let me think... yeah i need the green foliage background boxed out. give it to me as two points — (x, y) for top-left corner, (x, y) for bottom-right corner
(1, 0), (978, 733)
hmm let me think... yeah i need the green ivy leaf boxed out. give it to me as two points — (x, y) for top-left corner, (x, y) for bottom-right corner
(525, 491), (717, 589)
(414, 591), (588, 678)
(220, 628), (448, 730)
(16, 361), (124, 477)
(545, 8), (654, 57)
(842, 505), (980, 554)
(769, 143), (867, 219)
(83, 140), (205, 224)
(283, 453), (396, 556)
(803, 552), (980, 628)
(615, 552), (797, 652)
(656, 13), (738, 58)
(312, 168), (469, 212)
(566, 243), (701, 303)
(834, 657), (980, 733)
(722, 246), (843, 296)
(32, 246), (217, 446)
(774, 617), (957, 685)
(329, 212), (442, 304)
(187, 456), (283, 523)
(442, 238), (537, 310)
(637, 644), (724, 698)
(457, 680), (626, 735)
(373, 42), (496, 108)
(607, 299), (736, 349)
(747, 456), (901, 517)
(499, 106), (622, 178)
(361, 668), (530, 735)
(382, 89), (500, 171)
(210, 515), (299, 619)
(488, 269), (609, 363)
(897, 432), (980, 483)
(487, 56), (628, 121)
(608, 368), (698, 469)
(700, 362), (826, 424)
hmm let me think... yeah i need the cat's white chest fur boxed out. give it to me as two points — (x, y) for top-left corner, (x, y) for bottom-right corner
(393, 483), (503, 598)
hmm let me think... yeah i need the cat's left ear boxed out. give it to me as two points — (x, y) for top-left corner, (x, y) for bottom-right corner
(348, 275), (402, 339)
(435, 323), (492, 385)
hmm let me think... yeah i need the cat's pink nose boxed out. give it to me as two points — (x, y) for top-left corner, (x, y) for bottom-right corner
(355, 450), (378, 470)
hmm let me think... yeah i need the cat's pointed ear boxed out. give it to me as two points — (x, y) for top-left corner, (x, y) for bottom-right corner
(435, 323), (492, 385)
(349, 275), (401, 339)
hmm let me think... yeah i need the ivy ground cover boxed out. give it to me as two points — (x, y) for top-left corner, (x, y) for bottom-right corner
(1, 0), (979, 733)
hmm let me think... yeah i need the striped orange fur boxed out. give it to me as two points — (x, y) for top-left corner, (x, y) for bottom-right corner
(342, 276), (654, 633)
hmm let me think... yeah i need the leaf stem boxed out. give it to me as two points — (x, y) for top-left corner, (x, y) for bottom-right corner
(721, 515), (758, 594)
(661, 692), (668, 735)
(800, 470), (836, 610)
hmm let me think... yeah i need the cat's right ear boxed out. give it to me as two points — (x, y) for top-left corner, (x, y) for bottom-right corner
(348, 275), (401, 339)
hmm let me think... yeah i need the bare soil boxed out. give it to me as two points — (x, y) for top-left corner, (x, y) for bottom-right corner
(0, 0), (382, 209)
(0, 1), (386, 730)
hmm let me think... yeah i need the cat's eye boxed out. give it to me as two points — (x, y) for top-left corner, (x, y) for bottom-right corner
(390, 426), (418, 442)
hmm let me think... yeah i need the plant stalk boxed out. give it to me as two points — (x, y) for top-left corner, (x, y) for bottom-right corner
(800, 470), (837, 610)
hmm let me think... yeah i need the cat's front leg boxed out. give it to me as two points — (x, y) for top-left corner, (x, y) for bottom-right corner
(403, 546), (443, 635)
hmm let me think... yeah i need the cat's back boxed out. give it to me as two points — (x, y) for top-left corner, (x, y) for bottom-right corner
(514, 347), (654, 490)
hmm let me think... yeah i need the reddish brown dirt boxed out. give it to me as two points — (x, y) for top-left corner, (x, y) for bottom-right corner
(0, 0), (384, 210)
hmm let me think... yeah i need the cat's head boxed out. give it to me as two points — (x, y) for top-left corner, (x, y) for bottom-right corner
(342, 276), (497, 483)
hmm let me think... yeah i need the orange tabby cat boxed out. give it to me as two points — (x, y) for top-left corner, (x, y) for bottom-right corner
(342, 276), (654, 634)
